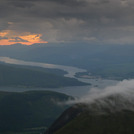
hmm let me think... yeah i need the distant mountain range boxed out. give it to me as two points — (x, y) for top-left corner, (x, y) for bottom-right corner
(1, 43), (134, 79)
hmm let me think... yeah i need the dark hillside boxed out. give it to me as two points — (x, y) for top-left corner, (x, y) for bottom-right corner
(0, 91), (72, 133)
(0, 63), (88, 88)
(45, 95), (134, 134)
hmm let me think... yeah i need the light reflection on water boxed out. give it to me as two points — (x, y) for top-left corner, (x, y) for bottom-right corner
(0, 80), (118, 97)
(0, 57), (119, 97)
(0, 57), (86, 78)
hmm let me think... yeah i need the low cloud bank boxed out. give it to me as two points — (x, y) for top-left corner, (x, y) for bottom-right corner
(66, 79), (134, 112)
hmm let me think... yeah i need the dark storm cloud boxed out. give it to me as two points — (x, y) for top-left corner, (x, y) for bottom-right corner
(9, 1), (34, 8)
(1, 0), (134, 44)
(7, 0), (87, 19)
(47, 0), (86, 6)
(8, 0), (86, 6)
(1, 0), (109, 19)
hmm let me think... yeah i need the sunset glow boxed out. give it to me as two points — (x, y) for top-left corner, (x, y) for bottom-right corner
(0, 30), (48, 45)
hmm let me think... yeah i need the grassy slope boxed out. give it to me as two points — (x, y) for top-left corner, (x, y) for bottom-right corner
(0, 63), (87, 88)
(45, 104), (134, 134)
(55, 111), (134, 134)
(55, 110), (134, 134)
(0, 90), (72, 133)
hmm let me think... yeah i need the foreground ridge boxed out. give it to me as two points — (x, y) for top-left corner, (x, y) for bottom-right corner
(45, 94), (134, 134)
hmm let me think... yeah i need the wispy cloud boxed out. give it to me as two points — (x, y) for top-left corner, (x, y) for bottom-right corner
(66, 79), (134, 112)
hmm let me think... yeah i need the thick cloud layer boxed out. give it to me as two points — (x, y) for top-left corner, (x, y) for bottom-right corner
(66, 79), (134, 112)
(1, 0), (134, 44)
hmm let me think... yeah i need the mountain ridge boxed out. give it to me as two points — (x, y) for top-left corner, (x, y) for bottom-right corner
(45, 93), (134, 134)
(0, 90), (72, 133)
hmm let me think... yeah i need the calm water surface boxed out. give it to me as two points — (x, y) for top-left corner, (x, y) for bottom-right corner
(0, 57), (119, 97)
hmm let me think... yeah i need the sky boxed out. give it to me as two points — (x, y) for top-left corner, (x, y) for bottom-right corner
(0, 0), (134, 45)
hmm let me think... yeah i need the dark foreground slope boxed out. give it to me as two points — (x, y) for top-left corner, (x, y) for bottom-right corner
(0, 91), (72, 133)
(0, 63), (88, 88)
(45, 96), (134, 134)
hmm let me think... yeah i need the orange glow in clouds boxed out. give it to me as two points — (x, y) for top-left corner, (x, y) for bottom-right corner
(0, 30), (48, 45)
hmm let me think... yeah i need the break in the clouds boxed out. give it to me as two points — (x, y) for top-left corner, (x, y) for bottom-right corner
(0, 30), (47, 45)
(1, 0), (134, 45)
